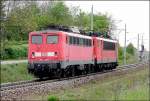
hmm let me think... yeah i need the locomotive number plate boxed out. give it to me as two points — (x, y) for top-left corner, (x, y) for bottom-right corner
(47, 52), (55, 56)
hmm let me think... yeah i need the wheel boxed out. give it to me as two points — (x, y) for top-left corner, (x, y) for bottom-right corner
(85, 67), (89, 74)
(56, 68), (62, 79)
(90, 66), (94, 73)
(63, 67), (70, 78)
(71, 66), (75, 77)
(39, 75), (44, 80)
(99, 65), (103, 71)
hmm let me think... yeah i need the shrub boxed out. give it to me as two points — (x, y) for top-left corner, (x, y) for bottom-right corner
(1, 43), (28, 60)
(118, 46), (123, 60)
(47, 95), (59, 101)
(126, 43), (135, 55)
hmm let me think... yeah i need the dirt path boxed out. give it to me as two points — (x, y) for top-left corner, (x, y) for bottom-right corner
(1, 59), (27, 65)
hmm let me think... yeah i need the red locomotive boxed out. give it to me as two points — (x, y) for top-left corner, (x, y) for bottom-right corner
(28, 26), (118, 78)
(93, 37), (118, 71)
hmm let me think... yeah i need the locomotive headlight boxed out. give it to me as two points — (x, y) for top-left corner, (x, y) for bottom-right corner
(32, 52), (35, 58)
(47, 52), (55, 56)
(55, 52), (57, 55)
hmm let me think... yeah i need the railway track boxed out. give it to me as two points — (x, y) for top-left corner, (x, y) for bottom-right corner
(1, 61), (148, 91)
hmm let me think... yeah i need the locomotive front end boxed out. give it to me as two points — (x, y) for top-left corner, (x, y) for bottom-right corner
(28, 31), (62, 78)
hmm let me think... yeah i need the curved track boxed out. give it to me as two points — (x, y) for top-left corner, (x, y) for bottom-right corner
(1, 62), (148, 91)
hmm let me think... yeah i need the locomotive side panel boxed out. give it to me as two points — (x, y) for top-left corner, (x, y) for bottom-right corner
(93, 37), (118, 64)
(62, 33), (94, 67)
(101, 40), (117, 63)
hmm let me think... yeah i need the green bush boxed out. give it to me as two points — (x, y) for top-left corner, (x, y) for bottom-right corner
(126, 43), (135, 55)
(4, 41), (28, 46)
(47, 95), (59, 101)
(1, 43), (28, 60)
(118, 44), (136, 65)
(118, 46), (123, 60)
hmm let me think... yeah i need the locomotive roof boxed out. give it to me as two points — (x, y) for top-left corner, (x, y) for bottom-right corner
(31, 30), (117, 42)
(65, 32), (92, 39)
(96, 37), (117, 43)
(31, 30), (92, 39)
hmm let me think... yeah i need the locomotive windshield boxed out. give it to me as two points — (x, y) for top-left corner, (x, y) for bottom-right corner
(32, 35), (42, 44)
(47, 35), (58, 44)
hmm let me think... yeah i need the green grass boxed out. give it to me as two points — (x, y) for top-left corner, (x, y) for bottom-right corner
(47, 96), (59, 101)
(22, 66), (149, 100)
(50, 67), (149, 100)
(118, 52), (138, 65)
(1, 63), (34, 83)
(119, 83), (149, 100)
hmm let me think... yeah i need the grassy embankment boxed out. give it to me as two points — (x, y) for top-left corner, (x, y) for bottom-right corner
(0, 41), (34, 83)
(23, 66), (149, 101)
(1, 63), (34, 83)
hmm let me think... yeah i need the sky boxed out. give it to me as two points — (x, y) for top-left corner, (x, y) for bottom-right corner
(65, 1), (149, 51)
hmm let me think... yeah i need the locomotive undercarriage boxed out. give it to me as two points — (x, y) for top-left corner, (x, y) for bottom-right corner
(28, 62), (62, 78)
(28, 62), (118, 79)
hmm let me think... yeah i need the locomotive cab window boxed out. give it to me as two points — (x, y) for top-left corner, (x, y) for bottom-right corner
(47, 35), (58, 44)
(88, 39), (92, 46)
(32, 35), (42, 44)
(103, 41), (115, 50)
(69, 36), (73, 44)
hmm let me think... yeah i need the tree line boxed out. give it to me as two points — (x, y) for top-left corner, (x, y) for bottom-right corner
(0, 1), (136, 61)
(1, 1), (114, 41)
